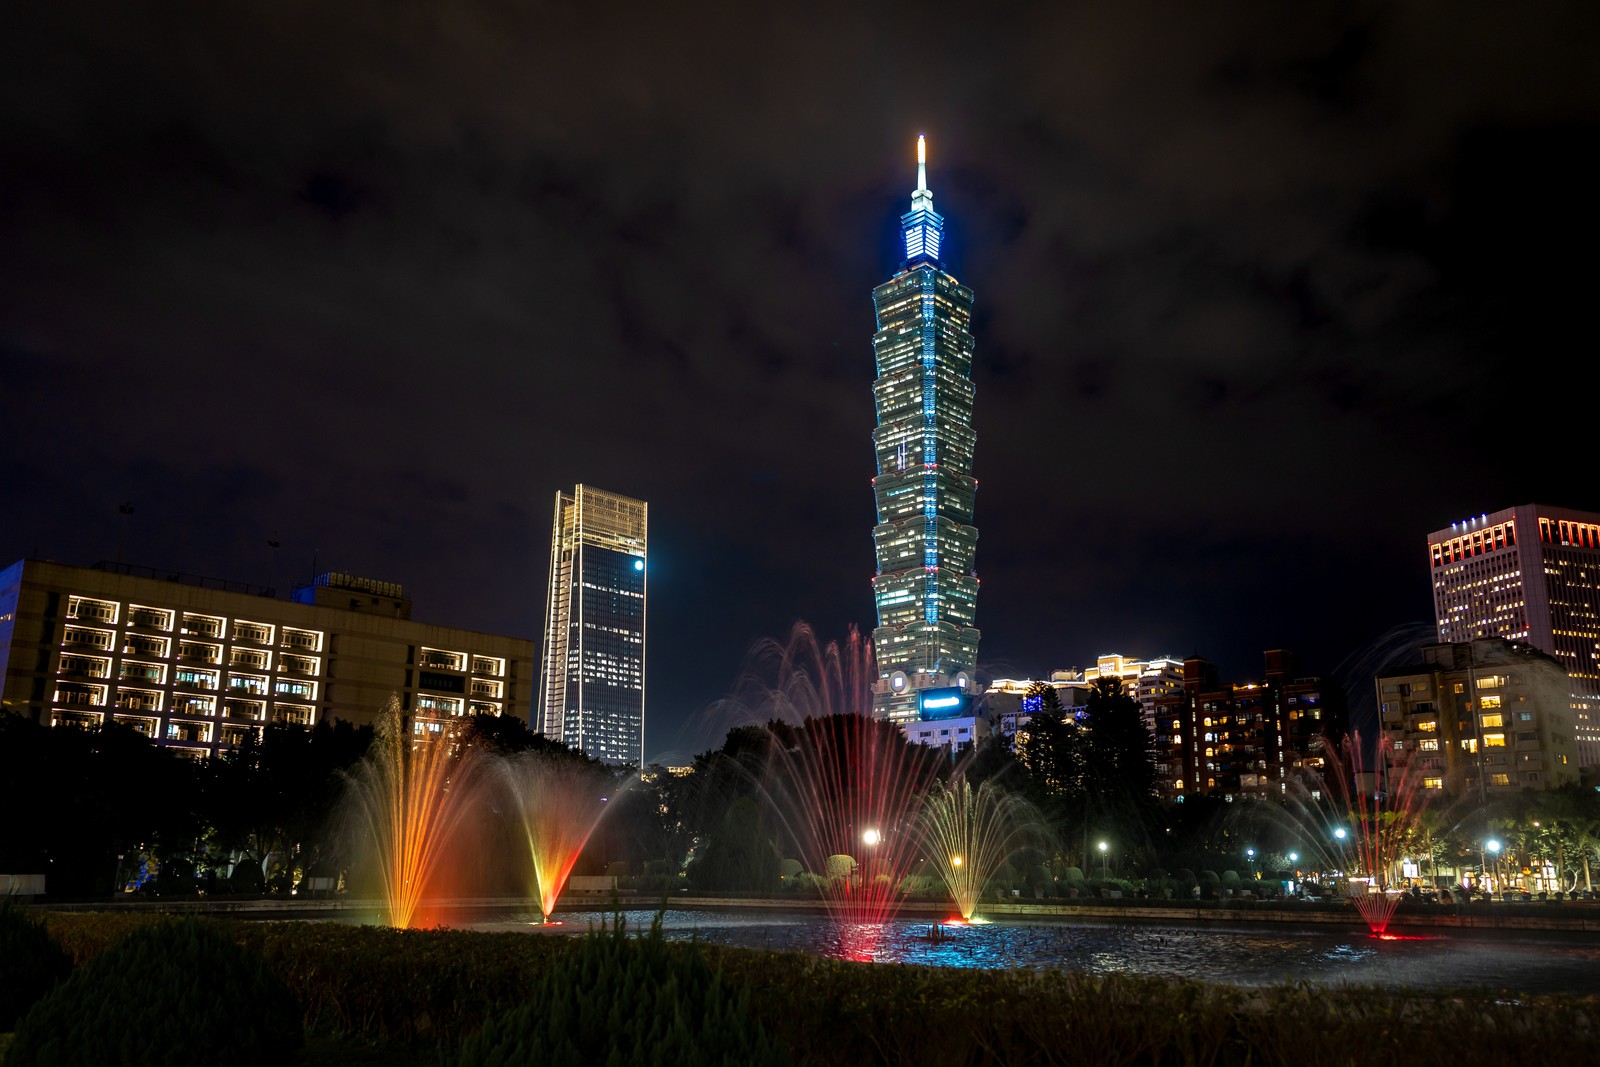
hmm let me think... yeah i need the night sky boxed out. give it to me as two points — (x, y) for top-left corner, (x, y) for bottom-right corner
(4, 2), (1597, 761)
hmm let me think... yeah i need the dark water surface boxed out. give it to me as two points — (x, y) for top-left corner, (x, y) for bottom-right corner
(446, 905), (1600, 994)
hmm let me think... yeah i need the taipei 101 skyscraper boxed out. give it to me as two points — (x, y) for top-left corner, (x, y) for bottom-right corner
(868, 136), (980, 724)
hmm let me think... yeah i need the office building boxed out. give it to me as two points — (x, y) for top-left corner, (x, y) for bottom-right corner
(1153, 650), (1345, 803)
(869, 136), (981, 724)
(1428, 504), (1600, 767)
(538, 484), (647, 767)
(0, 558), (534, 759)
(1377, 638), (1578, 795)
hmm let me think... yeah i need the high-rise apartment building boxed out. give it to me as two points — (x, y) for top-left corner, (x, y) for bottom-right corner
(539, 485), (647, 766)
(869, 136), (980, 724)
(1153, 651), (1345, 803)
(1427, 504), (1600, 767)
(0, 558), (534, 758)
(1377, 638), (1578, 796)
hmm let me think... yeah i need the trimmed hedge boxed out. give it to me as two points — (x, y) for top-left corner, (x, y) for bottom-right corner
(0, 900), (72, 1030)
(7, 916), (302, 1067)
(26, 910), (1600, 1067)
(459, 912), (785, 1066)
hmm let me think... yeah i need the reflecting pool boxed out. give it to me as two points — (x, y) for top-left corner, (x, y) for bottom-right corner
(459, 906), (1600, 994)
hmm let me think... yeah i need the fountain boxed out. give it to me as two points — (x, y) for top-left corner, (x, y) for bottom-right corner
(342, 696), (488, 928)
(726, 626), (943, 950)
(499, 750), (619, 922)
(1262, 731), (1437, 935)
(917, 776), (1046, 922)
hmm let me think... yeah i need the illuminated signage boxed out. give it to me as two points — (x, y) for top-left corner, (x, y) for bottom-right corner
(918, 687), (968, 719)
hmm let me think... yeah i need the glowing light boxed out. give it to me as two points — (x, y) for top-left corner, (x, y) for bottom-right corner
(633, 559), (644, 571)
(862, 828), (882, 847)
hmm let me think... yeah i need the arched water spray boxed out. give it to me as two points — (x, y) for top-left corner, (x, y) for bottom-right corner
(500, 750), (620, 922)
(918, 776), (1046, 921)
(342, 696), (488, 928)
(1265, 731), (1438, 935)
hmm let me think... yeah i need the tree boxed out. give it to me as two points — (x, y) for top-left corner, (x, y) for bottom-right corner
(690, 796), (781, 893)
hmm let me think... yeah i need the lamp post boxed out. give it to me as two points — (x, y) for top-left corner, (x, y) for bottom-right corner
(861, 828), (881, 893)
(1098, 840), (1109, 877)
(1245, 847), (1256, 880)
(1486, 838), (1502, 896)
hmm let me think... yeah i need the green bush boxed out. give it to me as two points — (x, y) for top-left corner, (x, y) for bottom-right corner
(457, 912), (786, 1067)
(228, 858), (266, 895)
(0, 901), (72, 1030)
(6, 917), (302, 1067)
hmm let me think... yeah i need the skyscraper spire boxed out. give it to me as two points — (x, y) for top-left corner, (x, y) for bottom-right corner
(902, 135), (943, 263)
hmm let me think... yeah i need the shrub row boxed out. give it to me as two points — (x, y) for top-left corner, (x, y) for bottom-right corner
(29, 909), (1600, 1067)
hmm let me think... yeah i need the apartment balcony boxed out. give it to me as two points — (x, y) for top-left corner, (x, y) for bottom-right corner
(222, 700), (265, 722)
(57, 666), (110, 680)
(62, 633), (113, 650)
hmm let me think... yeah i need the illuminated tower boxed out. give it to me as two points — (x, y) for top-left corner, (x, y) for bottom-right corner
(539, 485), (647, 766)
(869, 136), (980, 723)
(1428, 504), (1600, 769)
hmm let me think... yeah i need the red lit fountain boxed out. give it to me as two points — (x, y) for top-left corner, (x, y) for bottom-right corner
(1274, 731), (1437, 936)
(499, 750), (618, 923)
(729, 624), (943, 956)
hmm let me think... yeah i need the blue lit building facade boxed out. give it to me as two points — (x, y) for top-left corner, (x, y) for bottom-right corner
(869, 137), (980, 724)
(539, 485), (647, 766)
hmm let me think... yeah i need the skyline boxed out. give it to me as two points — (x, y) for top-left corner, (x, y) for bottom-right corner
(4, 2), (1597, 760)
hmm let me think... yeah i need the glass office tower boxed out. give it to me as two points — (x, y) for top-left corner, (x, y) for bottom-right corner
(539, 484), (647, 766)
(869, 137), (980, 723)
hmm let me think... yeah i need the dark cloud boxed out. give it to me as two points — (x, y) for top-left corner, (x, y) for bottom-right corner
(3, 0), (1596, 756)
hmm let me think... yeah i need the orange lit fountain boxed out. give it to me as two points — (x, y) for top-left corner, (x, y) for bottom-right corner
(344, 696), (488, 929)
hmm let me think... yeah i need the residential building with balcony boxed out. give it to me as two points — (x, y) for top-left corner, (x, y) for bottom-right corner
(0, 559), (534, 759)
(1377, 638), (1578, 796)
(1428, 504), (1600, 768)
(1153, 650), (1346, 804)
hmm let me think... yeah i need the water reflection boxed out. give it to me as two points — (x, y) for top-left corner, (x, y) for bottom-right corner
(464, 907), (1600, 995)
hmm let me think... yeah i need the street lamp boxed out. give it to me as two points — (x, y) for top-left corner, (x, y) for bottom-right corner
(1486, 838), (1502, 895)
(1245, 847), (1256, 880)
(861, 828), (882, 848)
(1098, 840), (1109, 877)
